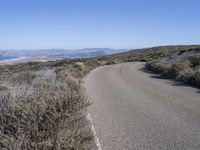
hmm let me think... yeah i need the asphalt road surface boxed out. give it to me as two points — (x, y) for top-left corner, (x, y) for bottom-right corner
(84, 62), (200, 150)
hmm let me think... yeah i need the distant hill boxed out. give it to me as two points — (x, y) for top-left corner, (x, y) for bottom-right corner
(0, 48), (127, 60)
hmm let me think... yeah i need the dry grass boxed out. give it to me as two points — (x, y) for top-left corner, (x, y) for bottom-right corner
(0, 62), (95, 150)
(147, 48), (200, 87)
(1, 45), (200, 149)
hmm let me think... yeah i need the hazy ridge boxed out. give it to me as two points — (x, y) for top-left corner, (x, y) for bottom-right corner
(0, 48), (127, 62)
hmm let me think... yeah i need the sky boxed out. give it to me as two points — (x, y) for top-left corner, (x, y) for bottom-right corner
(0, 0), (200, 50)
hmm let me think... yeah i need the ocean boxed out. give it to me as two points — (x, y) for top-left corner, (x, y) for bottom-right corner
(0, 56), (20, 62)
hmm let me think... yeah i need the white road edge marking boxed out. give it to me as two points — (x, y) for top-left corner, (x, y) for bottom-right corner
(87, 113), (102, 150)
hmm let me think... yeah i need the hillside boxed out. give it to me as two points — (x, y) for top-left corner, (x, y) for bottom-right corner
(100, 45), (200, 87)
(0, 45), (199, 149)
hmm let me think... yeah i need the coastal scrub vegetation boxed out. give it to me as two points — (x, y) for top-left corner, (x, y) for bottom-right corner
(146, 47), (200, 87)
(0, 61), (97, 149)
(0, 45), (200, 149)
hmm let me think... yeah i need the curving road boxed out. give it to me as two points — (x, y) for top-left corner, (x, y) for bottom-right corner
(84, 62), (200, 150)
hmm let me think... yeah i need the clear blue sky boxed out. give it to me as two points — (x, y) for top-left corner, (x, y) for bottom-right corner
(0, 0), (200, 50)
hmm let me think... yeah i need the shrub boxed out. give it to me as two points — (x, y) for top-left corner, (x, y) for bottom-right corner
(146, 47), (200, 88)
(97, 60), (107, 66)
(74, 62), (85, 71)
(189, 56), (200, 67)
(0, 84), (8, 91)
(147, 61), (167, 74)
(0, 63), (94, 150)
(194, 70), (200, 86)
(170, 63), (188, 77)
(0, 82), (92, 149)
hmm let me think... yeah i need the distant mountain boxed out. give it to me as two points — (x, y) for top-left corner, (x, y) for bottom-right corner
(0, 48), (128, 60)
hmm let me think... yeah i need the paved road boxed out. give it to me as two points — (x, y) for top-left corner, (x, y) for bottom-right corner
(84, 62), (200, 150)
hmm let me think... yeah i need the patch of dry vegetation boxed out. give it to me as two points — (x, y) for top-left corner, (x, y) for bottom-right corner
(99, 45), (200, 88)
(0, 61), (97, 150)
(146, 47), (200, 87)
(0, 45), (200, 149)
